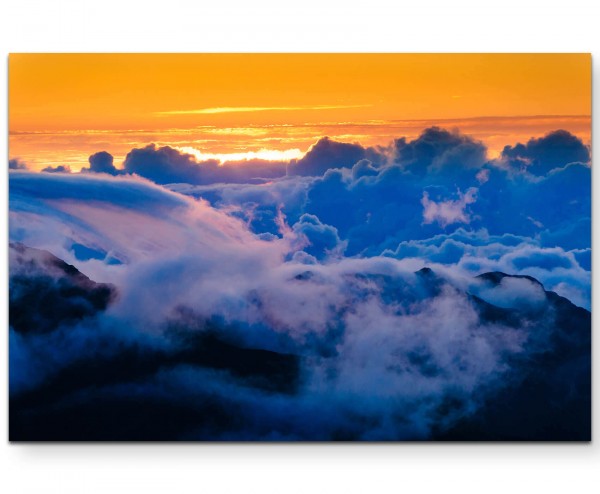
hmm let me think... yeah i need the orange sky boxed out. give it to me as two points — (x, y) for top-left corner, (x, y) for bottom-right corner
(8, 54), (591, 171)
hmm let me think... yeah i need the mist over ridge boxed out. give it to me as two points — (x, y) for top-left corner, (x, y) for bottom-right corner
(8, 126), (591, 440)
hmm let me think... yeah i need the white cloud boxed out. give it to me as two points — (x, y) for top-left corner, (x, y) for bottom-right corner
(421, 187), (477, 227)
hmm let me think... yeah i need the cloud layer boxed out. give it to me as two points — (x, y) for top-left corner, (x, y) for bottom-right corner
(8, 126), (591, 440)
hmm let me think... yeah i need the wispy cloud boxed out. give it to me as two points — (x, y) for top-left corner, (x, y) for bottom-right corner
(156, 105), (371, 115)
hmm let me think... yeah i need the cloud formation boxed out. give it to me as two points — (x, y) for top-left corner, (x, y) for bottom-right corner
(291, 137), (374, 176)
(394, 126), (488, 176)
(135, 128), (590, 308)
(122, 144), (288, 185)
(9, 158), (28, 170)
(8, 126), (591, 440)
(499, 129), (590, 176)
(123, 144), (211, 184)
(82, 151), (122, 175)
(421, 187), (478, 227)
(42, 165), (71, 173)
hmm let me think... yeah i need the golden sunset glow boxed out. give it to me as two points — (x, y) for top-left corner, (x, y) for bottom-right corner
(8, 53), (591, 171)
(177, 147), (304, 163)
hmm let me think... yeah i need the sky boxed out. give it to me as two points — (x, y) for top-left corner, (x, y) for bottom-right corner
(9, 53), (591, 171)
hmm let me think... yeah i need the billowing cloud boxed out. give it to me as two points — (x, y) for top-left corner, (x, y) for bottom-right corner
(8, 125), (591, 440)
(81, 151), (122, 175)
(8, 174), (590, 439)
(499, 129), (590, 176)
(394, 126), (487, 177)
(123, 144), (212, 184)
(123, 144), (288, 185)
(291, 213), (346, 260)
(383, 229), (590, 309)
(290, 137), (375, 176)
(352, 159), (379, 180)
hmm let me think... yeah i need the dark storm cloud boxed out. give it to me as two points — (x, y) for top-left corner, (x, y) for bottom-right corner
(500, 129), (590, 176)
(42, 165), (72, 173)
(352, 159), (379, 180)
(290, 137), (380, 176)
(119, 128), (486, 186)
(393, 126), (488, 177)
(81, 151), (122, 175)
(122, 138), (381, 185)
(474, 162), (591, 248)
(9, 158), (28, 170)
(123, 144), (212, 184)
(122, 144), (288, 185)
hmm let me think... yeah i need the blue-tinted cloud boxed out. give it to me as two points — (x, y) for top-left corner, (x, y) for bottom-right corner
(382, 228), (590, 309)
(9, 158), (28, 170)
(123, 144), (289, 185)
(421, 187), (477, 227)
(500, 129), (590, 176)
(290, 137), (376, 176)
(123, 144), (213, 184)
(153, 127), (590, 307)
(8, 125), (591, 440)
(394, 126), (487, 177)
(82, 151), (122, 175)
(42, 165), (71, 173)
(291, 213), (346, 260)
(351, 159), (379, 180)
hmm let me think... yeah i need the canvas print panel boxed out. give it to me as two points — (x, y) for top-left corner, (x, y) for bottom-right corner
(8, 54), (591, 441)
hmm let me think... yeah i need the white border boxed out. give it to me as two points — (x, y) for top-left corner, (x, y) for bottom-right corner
(1, 1), (599, 493)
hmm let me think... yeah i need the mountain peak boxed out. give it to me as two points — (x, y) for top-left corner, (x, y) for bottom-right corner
(476, 271), (544, 288)
(9, 243), (116, 334)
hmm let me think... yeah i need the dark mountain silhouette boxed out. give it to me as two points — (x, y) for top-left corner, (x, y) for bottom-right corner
(438, 272), (591, 440)
(9, 244), (301, 440)
(8, 245), (591, 440)
(9, 242), (116, 334)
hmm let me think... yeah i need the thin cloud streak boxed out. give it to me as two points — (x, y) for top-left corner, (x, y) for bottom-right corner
(156, 105), (372, 115)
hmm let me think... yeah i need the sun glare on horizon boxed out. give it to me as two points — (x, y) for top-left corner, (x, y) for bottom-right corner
(8, 54), (591, 172)
(176, 146), (305, 164)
